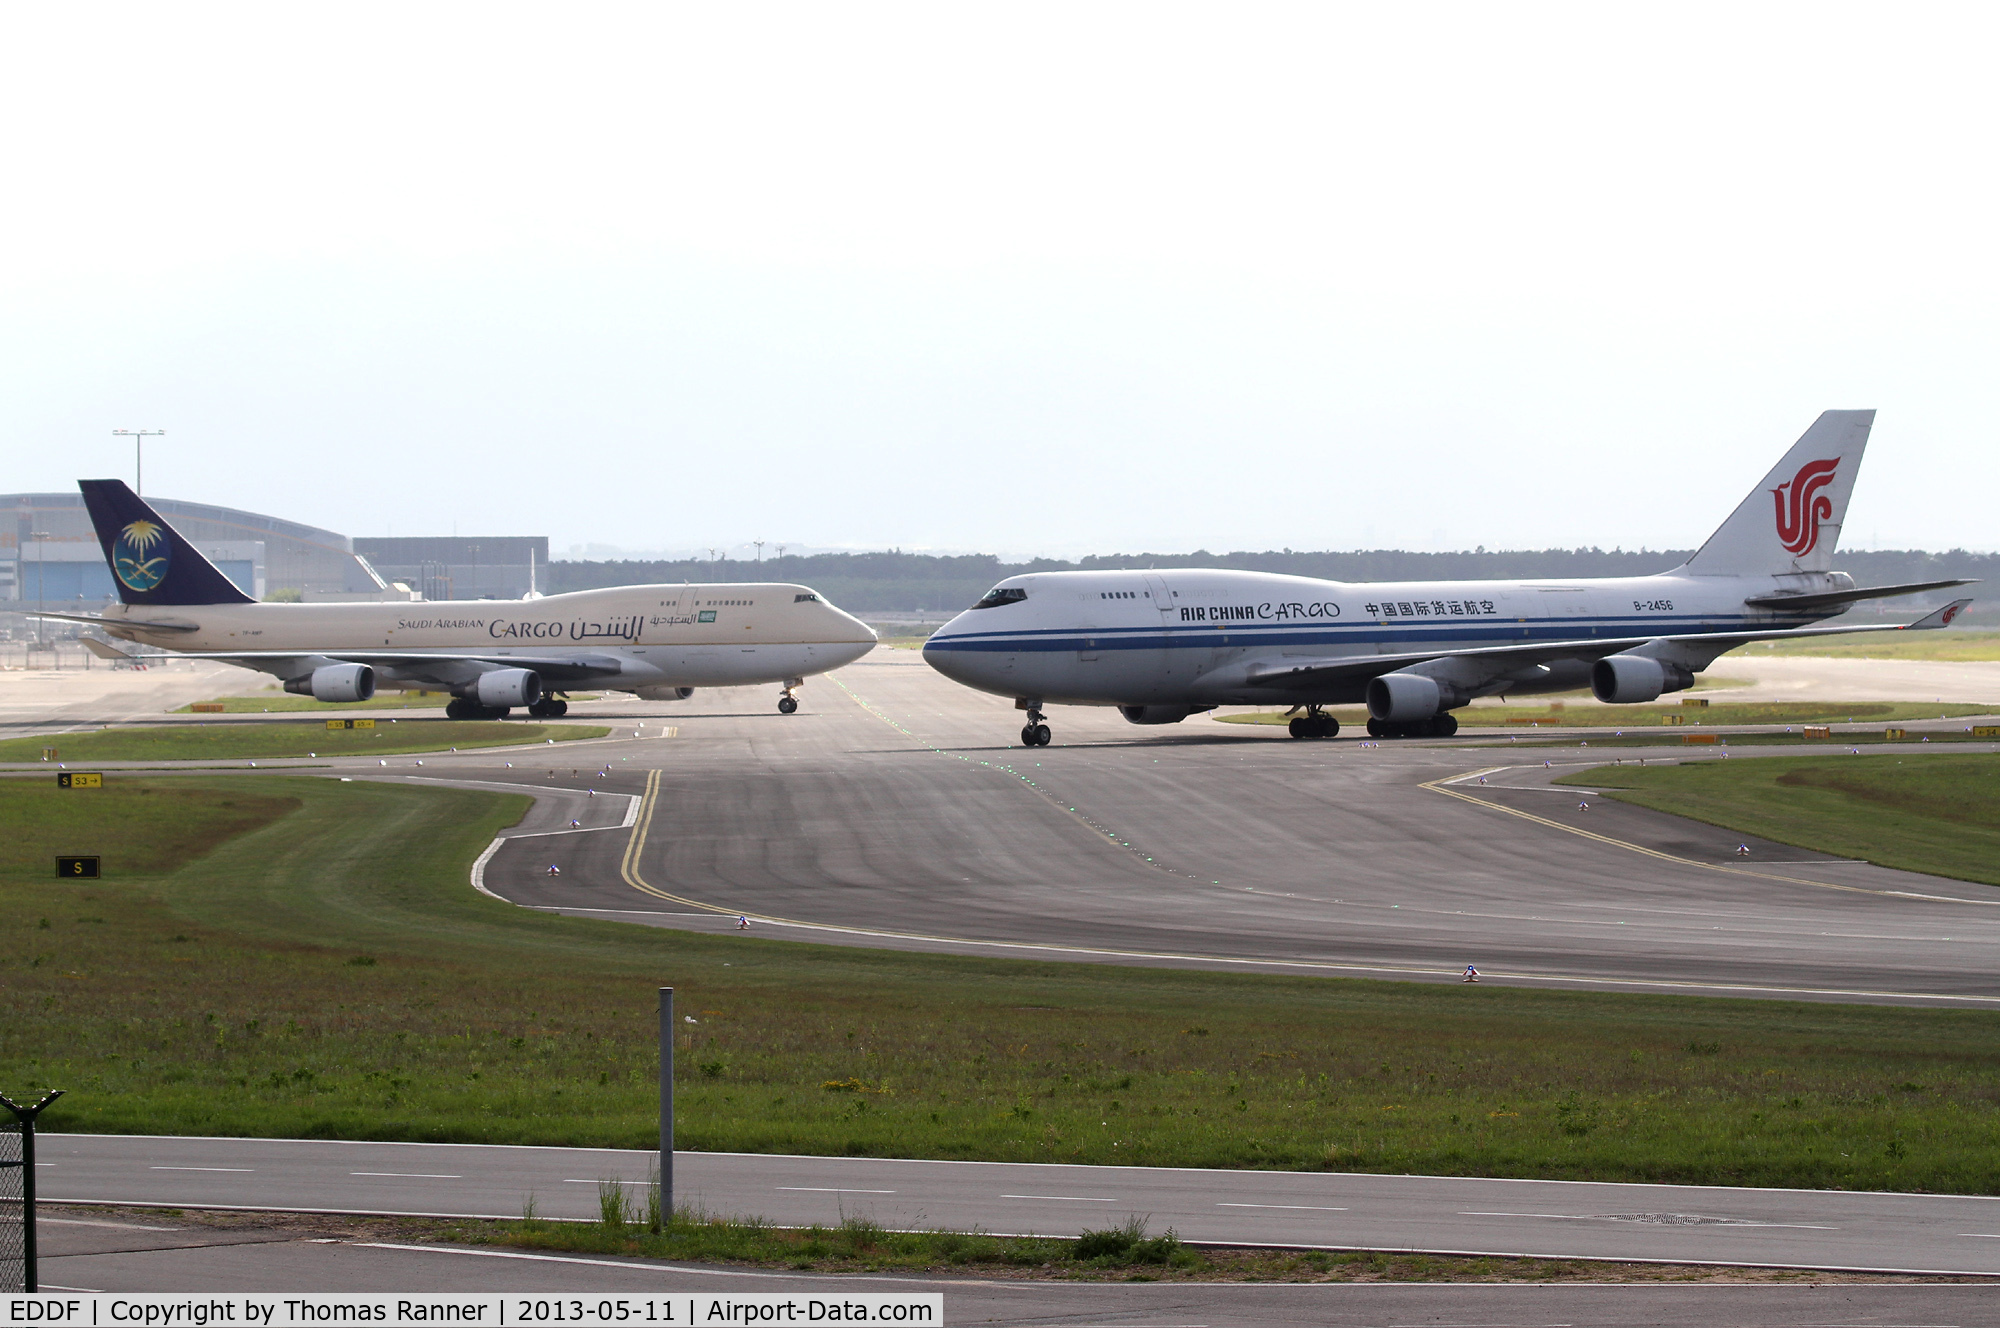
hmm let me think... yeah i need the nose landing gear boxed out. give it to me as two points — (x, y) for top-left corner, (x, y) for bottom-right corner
(1286, 706), (1340, 740)
(1020, 707), (1052, 747)
(777, 677), (804, 714)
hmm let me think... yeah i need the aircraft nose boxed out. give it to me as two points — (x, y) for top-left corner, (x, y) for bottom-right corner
(922, 628), (996, 689)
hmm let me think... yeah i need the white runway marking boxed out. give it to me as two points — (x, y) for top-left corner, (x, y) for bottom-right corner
(351, 1171), (461, 1179)
(777, 1186), (897, 1194)
(1216, 1202), (1349, 1211)
(149, 1166), (253, 1172)
(1002, 1193), (1119, 1202)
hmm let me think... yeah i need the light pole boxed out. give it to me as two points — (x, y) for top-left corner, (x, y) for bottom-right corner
(753, 540), (764, 565)
(29, 531), (49, 653)
(112, 429), (165, 495)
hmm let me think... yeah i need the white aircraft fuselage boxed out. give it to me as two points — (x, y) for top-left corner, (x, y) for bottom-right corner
(925, 566), (1831, 709)
(97, 582), (877, 697)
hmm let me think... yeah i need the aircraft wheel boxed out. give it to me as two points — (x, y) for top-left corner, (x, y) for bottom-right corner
(778, 696), (799, 714)
(1033, 723), (1051, 746)
(549, 698), (568, 717)
(446, 699), (475, 721)
(1366, 717), (1386, 738)
(1433, 712), (1459, 737)
(1288, 717), (1310, 739)
(1021, 724), (1040, 747)
(1316, 714), (1340, 738)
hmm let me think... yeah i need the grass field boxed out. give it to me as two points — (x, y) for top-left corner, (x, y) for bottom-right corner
(1216, 701), (1988, 730)
(0, 720), (609, 763)
(73, 1207), (1864, 1283)
(1558, 753), (2000, 888)
(175, 691), (452, 713)
(10, 777), (2000, 1192)
(1730, 630), (2000, 662)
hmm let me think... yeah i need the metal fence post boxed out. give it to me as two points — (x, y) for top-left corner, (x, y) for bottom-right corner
(659, 987), (674, 1224)
(1, 1090), (64, 1294)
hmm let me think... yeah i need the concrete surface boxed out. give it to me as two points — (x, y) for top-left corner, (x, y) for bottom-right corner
(34, 1134), (2000, 1277)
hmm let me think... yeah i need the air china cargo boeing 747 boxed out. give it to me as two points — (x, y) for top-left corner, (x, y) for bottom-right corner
(924, 411), (1977, 746)
(46, 480), (876, 718)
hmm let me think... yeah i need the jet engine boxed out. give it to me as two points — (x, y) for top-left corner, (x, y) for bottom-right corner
(284, 663), (375, 703)
(473, 668), (542, 709)
(1118, 704), (1214, 725)
(634, 685), (697, 701)
(1591, 655), (1695, 704)
(1365, 672), (1470, 721)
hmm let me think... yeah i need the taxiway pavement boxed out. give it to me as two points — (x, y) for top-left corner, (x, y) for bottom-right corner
(415, 649), (2000, 1008)
(37, 1134), (2000, 1277)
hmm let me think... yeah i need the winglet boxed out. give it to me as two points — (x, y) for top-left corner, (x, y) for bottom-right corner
(1903, 598), (1975, 630)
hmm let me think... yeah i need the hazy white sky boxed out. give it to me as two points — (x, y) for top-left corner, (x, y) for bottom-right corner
(5, 4), (1996, 557)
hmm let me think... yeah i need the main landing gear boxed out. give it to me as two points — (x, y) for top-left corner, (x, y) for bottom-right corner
(1020, 707), (1052, 747)
(1366, 713), (1460, 738)
(777, 677), (803, 714)
(1287, 706), (1339, 740)
(445, 698), (510, 721)
(528, 694), (569, 718)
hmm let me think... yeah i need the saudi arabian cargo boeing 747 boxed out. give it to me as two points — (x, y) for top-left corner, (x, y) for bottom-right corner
(924, 411), (1977, 746)
(45, 480), (876, 718)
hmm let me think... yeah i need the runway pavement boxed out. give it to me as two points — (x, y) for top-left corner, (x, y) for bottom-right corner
(399, 647), (2000, 1008)
(36, 1133), (2000, 1276)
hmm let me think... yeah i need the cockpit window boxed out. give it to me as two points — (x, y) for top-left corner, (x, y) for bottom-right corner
(969, 586), (1028, 610)
(793, 592), (819, 602)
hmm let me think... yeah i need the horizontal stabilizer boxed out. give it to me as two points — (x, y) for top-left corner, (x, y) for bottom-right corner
(1743, 578), (1979, 612)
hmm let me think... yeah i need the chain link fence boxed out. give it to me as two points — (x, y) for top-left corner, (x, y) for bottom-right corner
(0, 1118), (23, 1293)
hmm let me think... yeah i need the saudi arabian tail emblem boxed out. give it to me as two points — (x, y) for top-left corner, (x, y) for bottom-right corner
(113, 518), (170, 592)
(1772, 458), (1839, 557)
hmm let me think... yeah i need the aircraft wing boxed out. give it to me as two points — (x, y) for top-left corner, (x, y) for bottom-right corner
(149, 650), (629, 685)
(1243, 598), (1975, 689)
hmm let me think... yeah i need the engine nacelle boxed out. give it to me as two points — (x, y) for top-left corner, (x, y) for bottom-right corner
(1590, 654), (1695, 704)
(285, 663), (375, 703)
(1366, 672), (1469, 721)
(1118, 704), (1214, 725)
(472, 668), (542, 709)
(634, 685), (696, 702)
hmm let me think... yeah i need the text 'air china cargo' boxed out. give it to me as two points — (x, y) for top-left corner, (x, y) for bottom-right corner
(52, 481), (876, 718)
(924, 411), (1976, 747)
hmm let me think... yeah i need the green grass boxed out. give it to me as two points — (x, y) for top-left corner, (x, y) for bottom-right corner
(1730, 630), (2000, 662)
(11, 778), (2000, 1192)
(1216, 701), (1989, 730)
(175, 691), (454, 713)
(0, 720), (609, 763)
(175, 691), (606, 714)
(1559, 753), (2000, 888)
(1504, 729), (1999, 749)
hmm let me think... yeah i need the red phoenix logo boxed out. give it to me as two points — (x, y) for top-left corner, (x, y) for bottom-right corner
(1772, 458), (1840, 557)
(1942, 602), (1963, 626)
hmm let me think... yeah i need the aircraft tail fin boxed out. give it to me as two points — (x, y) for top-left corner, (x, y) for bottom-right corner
(1680, 410), (1874, 576)
(76, 480), (256, 606)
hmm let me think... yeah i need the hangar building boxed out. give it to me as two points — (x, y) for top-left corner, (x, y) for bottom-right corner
(3, 492), (387, 608)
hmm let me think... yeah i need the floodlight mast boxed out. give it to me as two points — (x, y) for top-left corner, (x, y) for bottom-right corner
(112, 429), (165, 496)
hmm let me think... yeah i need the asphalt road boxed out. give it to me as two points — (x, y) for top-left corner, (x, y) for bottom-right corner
(37, 1133), (2000, 1277)
(393, 648), (2000, 1008)
(38, 1215), (1998, 1327)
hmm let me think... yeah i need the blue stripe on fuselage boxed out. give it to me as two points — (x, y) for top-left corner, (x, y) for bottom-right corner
(923, 612), (1809, 654)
